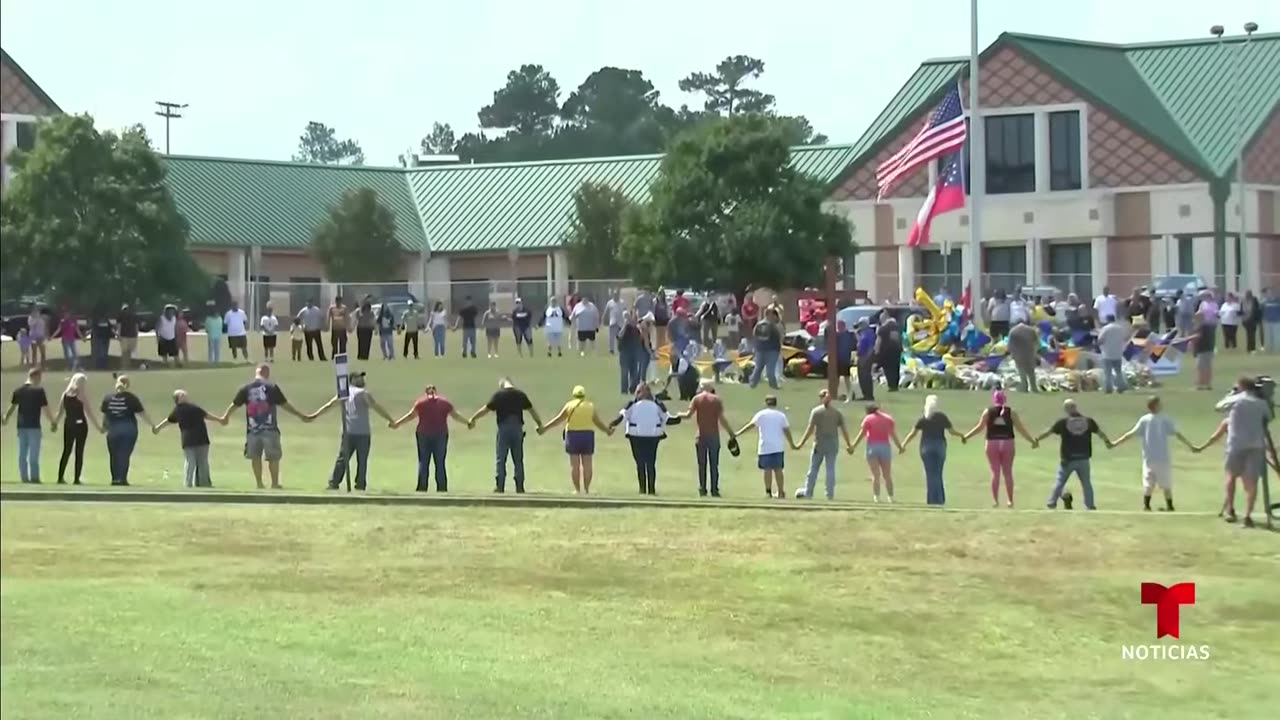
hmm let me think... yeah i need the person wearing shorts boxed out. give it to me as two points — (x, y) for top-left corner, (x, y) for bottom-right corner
(538, 385), (613, 494)
(1197, 378), (1278, 527)
(260, 305), (280, 363)
(224, 301), (250, 362)
(155, 305), (179, 366)
(736, 395), (794, 499)
(847, 403), (904, 502)
(1110, 396), (1197, 511)
(543, 299), (567, 357)
(482, 302), (504, 358)
(221, 364), (311, 489)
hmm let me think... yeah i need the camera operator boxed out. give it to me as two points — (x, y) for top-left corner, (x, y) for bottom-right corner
(1196, 376), (1278, 527)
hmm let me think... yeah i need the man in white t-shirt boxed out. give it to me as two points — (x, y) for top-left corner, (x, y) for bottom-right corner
(1092, 287), (1118, 325)
(224, 301), (250, 362)
(543, 299), (566, 357)
(735, 395), (795, 499)
(1110, 396), (1198, 511)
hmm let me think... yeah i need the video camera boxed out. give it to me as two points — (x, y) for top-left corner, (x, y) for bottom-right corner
(1250, 375), (1275, 408)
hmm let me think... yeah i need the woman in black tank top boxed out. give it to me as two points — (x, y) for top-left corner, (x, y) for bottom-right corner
(51, 373), (102, 484)
(961, 390), (1037, 507)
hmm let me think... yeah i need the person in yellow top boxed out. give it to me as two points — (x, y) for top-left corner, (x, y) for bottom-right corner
(538, 385), (613, 494)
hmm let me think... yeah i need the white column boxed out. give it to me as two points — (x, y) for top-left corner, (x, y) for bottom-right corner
(854, 247), (875, 296)
(545, 253), (554, 297)
(897, 245), (915, 301)
(1033, 112), (1049, 193)
(1243, 189), (1262, 292)
(1193, 236), (1215, 285)
(1151, 234), (1173, 277)
(553, 249), (569, 296)
(1024, 237), (1038, 285)
(1090, 237), (1108, 295)
(0, 120), (14, 188)
(425, 256), (451, 304)
(228, 249), (248, 305)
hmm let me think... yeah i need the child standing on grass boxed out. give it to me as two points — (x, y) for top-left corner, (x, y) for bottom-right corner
(1109, 395), (1199, 512)
(290, 320), (304, 361)
(17, 328), (32, 367)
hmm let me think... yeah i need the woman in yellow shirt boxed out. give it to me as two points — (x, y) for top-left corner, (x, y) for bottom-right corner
(538, 385), (613, 494)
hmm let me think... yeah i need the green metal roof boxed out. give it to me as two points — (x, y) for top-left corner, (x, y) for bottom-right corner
(835, 32), (1280, 185)
(407, 144), (856, 253)
(163, 156), (428, 251)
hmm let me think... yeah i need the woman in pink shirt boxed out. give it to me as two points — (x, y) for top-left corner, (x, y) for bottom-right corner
(847, 403), (904, 502)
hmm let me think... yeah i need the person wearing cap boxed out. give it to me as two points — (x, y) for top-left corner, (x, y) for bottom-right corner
(735, 395), (795, 499)
(538, 385), (614, 494)
(962, 390), (1038, 508)
(307, 371), (395, 491)
(401, 302), (424, 359)
(792, 388), (854, 500)
(679, 380), (738, 497)
(608, 382), (672, 495)
(1196, 377), (1279, 527)
(854, 317), (877, 402)
(1034, 398), (1114, 510)
(153, 389), (227, 488)
(469, 378), (545, 493)
(391, 383), (473, 493)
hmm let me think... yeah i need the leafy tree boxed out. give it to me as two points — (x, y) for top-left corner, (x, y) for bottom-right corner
(561, 67), (660, 133)
(564, 182), (630, 278)
(0, 114), (206, 313)
(309, 188), (402, 282)
(293, 121), (365, 165)
(679, 55), (776, 116)
(619, 115), (853, 292)
(478, 64), (561, 136)
(772, 115), (828, 146)
(420, 122), (457, 155)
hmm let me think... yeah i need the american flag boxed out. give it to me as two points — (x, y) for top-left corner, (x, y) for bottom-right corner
(877, 83), (967, 200)
(907, 153), (966, 248)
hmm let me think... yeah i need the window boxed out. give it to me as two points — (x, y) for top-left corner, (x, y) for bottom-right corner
(15, 122), (37, 151)
(1177, 236), (1194, 274)
(985, 114), (1035, 194)
(1048, 111), (1081, 191)
(918, 249), (963, 300)
(1046, 243), (1092, 298)
(982, 246), (1027, 294)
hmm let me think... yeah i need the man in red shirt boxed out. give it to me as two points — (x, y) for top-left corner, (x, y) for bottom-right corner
(390, 384), (472, 492)
(679, 380), (738, 497)
(741, 293), (760, 330)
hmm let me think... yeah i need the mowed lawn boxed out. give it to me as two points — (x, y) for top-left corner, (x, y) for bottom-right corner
(1, 332), (1277, 508)
(2, 505), (1278, 719)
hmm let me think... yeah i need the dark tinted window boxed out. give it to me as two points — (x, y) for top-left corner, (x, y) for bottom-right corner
(1049, 111), (1081, 191)
(985, 114), (1035, 194)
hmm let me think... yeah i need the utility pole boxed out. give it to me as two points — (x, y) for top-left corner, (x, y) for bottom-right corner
(153, 100), (188, 154)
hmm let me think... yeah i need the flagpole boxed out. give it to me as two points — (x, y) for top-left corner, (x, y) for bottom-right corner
(967, 0), (985, 308)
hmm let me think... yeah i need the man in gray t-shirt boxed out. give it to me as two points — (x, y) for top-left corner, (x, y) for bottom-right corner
(792, 389), (852, 500)
(1199, 378), (1278, 526)
(310, 372), (394, 491)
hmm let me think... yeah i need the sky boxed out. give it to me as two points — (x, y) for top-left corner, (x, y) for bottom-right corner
(1, 0), (1274, 166)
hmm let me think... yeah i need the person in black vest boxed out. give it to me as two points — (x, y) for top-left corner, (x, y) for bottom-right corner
(874, 313), (904, 392)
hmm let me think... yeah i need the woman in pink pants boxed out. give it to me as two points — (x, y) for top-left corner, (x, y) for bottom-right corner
(962, 390), (1038, 507)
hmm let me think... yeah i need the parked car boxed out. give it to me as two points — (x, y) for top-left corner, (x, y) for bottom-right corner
(1149, 274), (1207, 300)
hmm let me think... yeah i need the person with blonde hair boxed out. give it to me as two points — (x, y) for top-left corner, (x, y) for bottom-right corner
(538, 385), (614, 494)
(100, 375), (155, 486)
(51, 373), (102, 484)
(899, 394), (966, 506)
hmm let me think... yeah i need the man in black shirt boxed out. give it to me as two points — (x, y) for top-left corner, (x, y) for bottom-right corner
(1035, 398), (1114, 510)
(91, 311), (115, 370)
(511, 298), (534, 357)
(117, 303), (140, 368)
(455, 295), (479, 359)
(468, 378), (545, 493)
(875, 313), (904, 391)
(155, 389), (227, 488)
(2, 368), (55, 483)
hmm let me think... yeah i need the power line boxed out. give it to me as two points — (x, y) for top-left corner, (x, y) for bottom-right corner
(153, 100), (188, 154)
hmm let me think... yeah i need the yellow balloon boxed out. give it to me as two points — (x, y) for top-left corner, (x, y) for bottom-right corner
(914, 288), (943, 320)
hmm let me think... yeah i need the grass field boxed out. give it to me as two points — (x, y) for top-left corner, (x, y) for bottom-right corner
(3, 334), (1279, 719)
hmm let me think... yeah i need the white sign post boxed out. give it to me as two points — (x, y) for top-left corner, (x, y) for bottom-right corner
(333, 353), (351, 492)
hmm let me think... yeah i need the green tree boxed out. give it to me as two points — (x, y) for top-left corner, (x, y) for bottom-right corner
(293, 121), (365, 165)
(564, 182), (631, 278)
(679, 55), (776, 116)
(309, 188), (402, 282)
(478, 64), (561, 137)
(0, 114), (206, 313)
(619, 115), (852, 292)
(420, 122), (457, 155)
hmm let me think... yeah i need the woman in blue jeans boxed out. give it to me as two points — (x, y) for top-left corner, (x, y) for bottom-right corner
(899, 394), (966, 506)
(99, 375), (156, 486)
